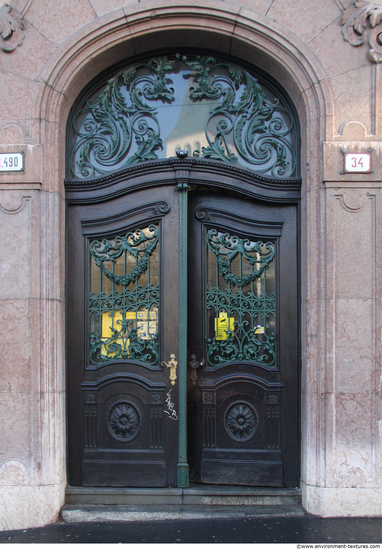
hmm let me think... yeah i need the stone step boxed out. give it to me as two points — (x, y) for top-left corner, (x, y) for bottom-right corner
(66, 485), (301, 507)
(61, 503), (305, 523)
(63, 485), (304, 521)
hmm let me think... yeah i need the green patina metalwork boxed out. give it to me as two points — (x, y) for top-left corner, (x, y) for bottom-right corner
(176, 181), (190, 488)
(70, 57), (176, 179)
(88, 225), (160, 366)
(205, 229), (276, 368)
(68, 54), (298, 179)
(207, 229), (275, 287)
(183, 55), (295, 175)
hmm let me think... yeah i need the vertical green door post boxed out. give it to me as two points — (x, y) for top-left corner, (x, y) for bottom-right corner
(176, 181), (190, 487)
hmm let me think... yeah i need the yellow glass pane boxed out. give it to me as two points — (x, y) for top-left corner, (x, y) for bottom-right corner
(102, 310), (123, 338)
(125, 311), (137, 320)
(214, 312), (235, 340)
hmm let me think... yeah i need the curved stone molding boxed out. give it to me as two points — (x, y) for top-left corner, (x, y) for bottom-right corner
(341, 1), (382, 63)
(33, 1), (330, 123)
(0, 193), (28, 214)
(0, 123), (24, 144)
(0, 4), (25, 53)
(336, 120), (369, 140)
(338, 191), (370, 213)
(0, 461), (30, 485)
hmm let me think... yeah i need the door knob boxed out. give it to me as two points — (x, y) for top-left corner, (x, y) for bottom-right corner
(161, 354), (178, 385)
(189, 354), (203, 385)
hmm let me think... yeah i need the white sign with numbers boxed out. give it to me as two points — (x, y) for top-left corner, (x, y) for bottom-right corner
(0, 153), (24, 172)
(344, 153), (371, 173)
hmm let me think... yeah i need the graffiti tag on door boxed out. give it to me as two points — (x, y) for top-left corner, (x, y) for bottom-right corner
(164, 389), (178, 421)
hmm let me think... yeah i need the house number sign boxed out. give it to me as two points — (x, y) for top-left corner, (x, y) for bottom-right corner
(344, 153), (371, 173)
(0, 153), (24, 172)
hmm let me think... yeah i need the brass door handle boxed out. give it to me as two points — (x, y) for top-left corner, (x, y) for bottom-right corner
(161, 354), (178, 385)
(189, 354), (203, 385)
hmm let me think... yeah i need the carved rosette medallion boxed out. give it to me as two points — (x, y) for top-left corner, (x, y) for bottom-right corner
(224, 401), (258, 442)
(106, 401), (141, 442)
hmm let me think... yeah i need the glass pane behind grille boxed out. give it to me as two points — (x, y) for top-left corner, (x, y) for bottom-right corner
(68, 55), (298, 180)
(205, 228), (276, 368)
(88, 225), (160, 366)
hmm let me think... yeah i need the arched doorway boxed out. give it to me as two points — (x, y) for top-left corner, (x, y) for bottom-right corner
(65, 53), (300, 489)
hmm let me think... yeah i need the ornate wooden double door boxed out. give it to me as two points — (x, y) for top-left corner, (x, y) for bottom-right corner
(67, 162), (299, 488)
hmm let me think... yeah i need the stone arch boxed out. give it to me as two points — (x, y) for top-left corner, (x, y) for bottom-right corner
(29, 0), (333, 512)
(31, 1), (332, 192)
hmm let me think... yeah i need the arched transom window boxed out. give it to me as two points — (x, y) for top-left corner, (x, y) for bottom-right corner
(67, 54), (299, 180)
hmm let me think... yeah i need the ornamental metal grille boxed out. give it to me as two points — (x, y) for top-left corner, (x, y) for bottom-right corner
(205, 229), (276, 368)
(68, 54), (298, 179)
(88, 225), (160, 366)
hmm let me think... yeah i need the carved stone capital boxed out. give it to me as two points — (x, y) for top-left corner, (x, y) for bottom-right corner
(0, 4), (25, 53)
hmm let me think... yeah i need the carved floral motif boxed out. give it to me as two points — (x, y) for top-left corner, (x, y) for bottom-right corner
(0, 4), (25, 53)
(106, 401), (141, 442)
(341, 2), (382, 62)
(224, 401), (258, 442)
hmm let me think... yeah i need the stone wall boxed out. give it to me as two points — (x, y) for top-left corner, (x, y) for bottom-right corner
(0, 0), (381, 529)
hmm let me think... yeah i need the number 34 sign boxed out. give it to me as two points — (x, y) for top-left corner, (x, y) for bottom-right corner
(344, 152), (371, 173)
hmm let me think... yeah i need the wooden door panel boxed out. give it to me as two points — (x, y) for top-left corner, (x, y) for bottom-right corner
(82, 378), (167, 486)
(199, 375), (282, 486)
(187, 190), (299, 487)
(67, 167), (299, 489)
(201, 455), (282, 486)
(67, 185), (179, 487)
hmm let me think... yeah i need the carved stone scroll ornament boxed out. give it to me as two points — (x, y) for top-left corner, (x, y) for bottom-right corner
(0, 4), (25, 53)
(341, 2), (382, 63)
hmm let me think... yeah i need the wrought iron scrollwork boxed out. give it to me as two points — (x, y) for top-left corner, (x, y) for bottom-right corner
(89, 323), (159, 365)
(206, 327), (276, 367)
(206, 229), (275, 288)
(90, 225), (158, 286)
(68, 54), (298, 179)
(89, 225), (160, 366)
(205, 228), (276, 368)
(182, 55), (296, 175)
(70, 57), (177, 178)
